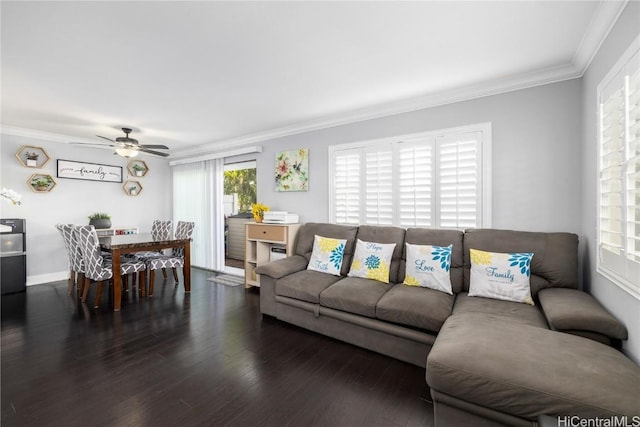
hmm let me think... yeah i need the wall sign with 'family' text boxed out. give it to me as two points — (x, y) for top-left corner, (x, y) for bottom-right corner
(57, 159), (123, 183)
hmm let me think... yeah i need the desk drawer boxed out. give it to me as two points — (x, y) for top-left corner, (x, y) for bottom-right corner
(247, 224), (285, 242)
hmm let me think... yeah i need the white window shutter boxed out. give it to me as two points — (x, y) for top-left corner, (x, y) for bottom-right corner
(334, 149), (361, 224)
(364, 147), (394, 225)
(597, 41), (640, 297)
(398, 141), (433, 227)
(437, 133), (480, 229)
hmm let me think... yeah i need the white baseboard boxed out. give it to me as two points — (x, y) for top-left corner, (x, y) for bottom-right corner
(27, 271), (69, 286)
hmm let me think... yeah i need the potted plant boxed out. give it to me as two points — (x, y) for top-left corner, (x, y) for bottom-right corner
(251, 203), (270, 223)
(31, 175), (52, 191)
(25, 151), (39, 167)
(88, 212), (111, 229)
(132, 163), (146, 176)
(129, 186), (138, 196)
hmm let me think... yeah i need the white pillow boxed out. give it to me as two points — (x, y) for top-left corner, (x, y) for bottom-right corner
(348, 239), (396, 284)
(307, 235), (347, 276)
(468, 249), (534, 305)
(403, 243), (453, 295)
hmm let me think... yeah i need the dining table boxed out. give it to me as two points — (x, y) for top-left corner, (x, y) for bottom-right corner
(99, 232), (192, 311)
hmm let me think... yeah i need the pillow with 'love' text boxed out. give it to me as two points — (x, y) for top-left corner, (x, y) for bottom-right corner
(403, 243), (453, 295)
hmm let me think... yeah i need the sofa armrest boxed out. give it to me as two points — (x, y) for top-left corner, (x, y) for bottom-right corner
(538, 288), (628, 340)
(255, 255), (308, 279)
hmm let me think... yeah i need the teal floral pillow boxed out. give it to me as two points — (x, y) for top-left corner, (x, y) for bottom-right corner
(403, 243), (453, 295)
(348, 239), (396, 284)
(468, 249), (534, 305)
(307, 235), (347, 276)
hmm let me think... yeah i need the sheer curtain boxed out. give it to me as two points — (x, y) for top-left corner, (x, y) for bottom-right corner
(172, 158), (225, 271)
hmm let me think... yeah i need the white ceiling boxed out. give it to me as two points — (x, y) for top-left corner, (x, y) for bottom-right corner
(0, 1), (626, 157)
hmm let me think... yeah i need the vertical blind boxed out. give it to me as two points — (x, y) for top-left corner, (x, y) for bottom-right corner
(329, 124), (490, 229)
(597, 41), (640, 296)
(172, 159), (225, 271)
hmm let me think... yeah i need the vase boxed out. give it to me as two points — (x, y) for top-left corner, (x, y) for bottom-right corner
(90, 219), (111, 229)
(255, 216), (263, 223)
(27, 159), (37, 167)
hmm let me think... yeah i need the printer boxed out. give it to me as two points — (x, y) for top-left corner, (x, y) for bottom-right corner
(263, 211), (299, 224)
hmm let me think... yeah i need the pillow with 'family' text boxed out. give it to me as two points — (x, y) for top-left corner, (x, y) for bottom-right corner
(403, 243), (453, 295)
(468, 249), (535, 305)
(348, 239), (396, 284)
(307, 235), (347, 276)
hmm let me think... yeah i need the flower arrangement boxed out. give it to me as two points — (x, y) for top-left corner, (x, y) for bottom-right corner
(1, 188), (22, 206)
(251, 203), (270, 223)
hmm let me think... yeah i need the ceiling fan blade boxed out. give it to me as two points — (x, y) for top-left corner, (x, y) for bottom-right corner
(70, 142), (115, 148)
(140, 148), (170, 157)
(96, 135), (115, 142)
(140, 144), (169, 150)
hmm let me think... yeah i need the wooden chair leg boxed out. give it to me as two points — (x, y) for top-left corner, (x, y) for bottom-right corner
(94, 280), (104, 308)
(67, 269), (76, 295)
(138, 270), (146, 297)
(77, 273), (85, 297)
(162, 268), (168, 279)
(123, 274), (129, 292)
(172, 267), (179, 282)
(81, 277), (91, 303)
(149, 270), (155, 297)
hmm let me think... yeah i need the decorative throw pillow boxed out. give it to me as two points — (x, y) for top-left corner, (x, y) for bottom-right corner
(307, 235), (347, 276)
(403, 243), (453, 295)
(468, 249), (535, 305)
(348, 239), (396, 284)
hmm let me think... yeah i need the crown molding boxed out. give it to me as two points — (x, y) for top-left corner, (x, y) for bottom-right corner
(0, 125), (97, 145)
(572, 0), (628, 74)
(172, 62), (582, 157)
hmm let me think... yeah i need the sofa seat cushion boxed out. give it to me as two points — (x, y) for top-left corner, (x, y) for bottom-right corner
(453, 292), (548, 329)
(427, 313), (640, 419)
(376, 285), (455, 333)
(320, 277), (393, 318)
(276, 270), (343, 304)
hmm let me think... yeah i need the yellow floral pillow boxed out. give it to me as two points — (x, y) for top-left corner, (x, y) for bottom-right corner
(469, 248), (534, 305)
(307, 235), (347, 276)
(347, 239), (396, 284)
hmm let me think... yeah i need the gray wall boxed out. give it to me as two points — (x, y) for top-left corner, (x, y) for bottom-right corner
(252, 78), (583, 235)
(581, 2), (640, 363)
(0, 133), (173, 284)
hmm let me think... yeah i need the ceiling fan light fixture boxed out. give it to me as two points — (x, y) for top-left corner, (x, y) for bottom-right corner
(115, 147), (139, 158)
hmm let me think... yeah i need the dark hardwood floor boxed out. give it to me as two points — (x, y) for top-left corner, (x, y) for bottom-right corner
(1, 269), (433, 427)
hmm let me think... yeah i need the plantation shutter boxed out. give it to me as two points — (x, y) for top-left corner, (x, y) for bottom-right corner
(398, 140), (433, 227)
(365, 147), (394, 225)
(334, 149), (361, 224)
(598, 45), (640, 295)
(437, 132), (481, 228)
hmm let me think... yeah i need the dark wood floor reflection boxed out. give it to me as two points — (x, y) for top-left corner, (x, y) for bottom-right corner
(1, 268), (433, 427)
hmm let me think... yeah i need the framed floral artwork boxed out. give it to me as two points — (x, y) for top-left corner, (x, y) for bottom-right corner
(275, 149), (309, 191)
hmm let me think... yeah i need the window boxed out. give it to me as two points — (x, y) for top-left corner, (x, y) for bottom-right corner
(597, 36), (640, 298)
(329, 123), (491, 229)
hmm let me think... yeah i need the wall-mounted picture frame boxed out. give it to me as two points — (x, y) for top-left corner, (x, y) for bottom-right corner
(57, 159), (123, 183)
(275, 148), (309, 192)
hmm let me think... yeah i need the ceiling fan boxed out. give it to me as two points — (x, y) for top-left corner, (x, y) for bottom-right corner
(73, 128), (170, 158)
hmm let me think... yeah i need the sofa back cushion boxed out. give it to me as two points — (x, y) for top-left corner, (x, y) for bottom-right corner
(295, 223), (359, 276)
(462, 229), (579, 297)
(353, 225), (406, 284)
(400, 228), (465, 293)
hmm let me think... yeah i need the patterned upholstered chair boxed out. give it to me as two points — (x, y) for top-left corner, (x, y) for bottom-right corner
(147, 221), (195, 296)
(75, 225), (147, 308)
(131, 220), (173, 259)
(55, 224), (84, 295)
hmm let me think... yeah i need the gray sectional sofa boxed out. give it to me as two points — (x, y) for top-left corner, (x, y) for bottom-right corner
(255, 223), (640, 425)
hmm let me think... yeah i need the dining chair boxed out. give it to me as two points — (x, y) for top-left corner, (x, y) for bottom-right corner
(76, 225), (147, 308)
(55, 224), (84, 295)
(147, 221), (195, 296)
(131, 219), (173, 260)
